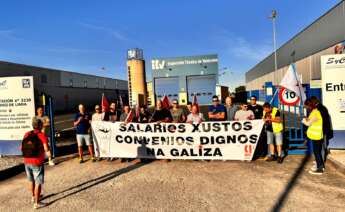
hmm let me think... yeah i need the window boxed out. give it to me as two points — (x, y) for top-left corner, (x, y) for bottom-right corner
(69, 79), (73, 87)
(174, 94), (178, 97)
(40, 74), (47, 84)
(196, 93), (201, 96)
(84, 80), (87, 88)
(208, 92), (212, 95)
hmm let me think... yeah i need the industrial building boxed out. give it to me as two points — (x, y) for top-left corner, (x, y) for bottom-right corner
(245, 1), (345, 100)
(151, 54), (219, 105)
(0, 61), (128, 112)
(127, 49), (147, 107)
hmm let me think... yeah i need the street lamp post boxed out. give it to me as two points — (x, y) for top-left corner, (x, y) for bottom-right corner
(269, 10), (278, 85)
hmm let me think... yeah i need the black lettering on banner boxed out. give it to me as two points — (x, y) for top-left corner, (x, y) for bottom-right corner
(157, 148), (165, 156)
(124, 136), (132, 144)
(167, 124), (177, 133)
(119, 125), (126, 132)
(116, 135), (123, 143)
(176, 137), (185, 145)
(243, 121), (252, 131)
(214, 148), (222, 156)
(127, 124), (136, 132)
(221, 122), (231, 131)
(147, 148), (155, 155)
(213, 123), (221, 132)
(186, 137), (194, 145)
(171, 148), (179, 156)
(178, 124), (186, 133)
(232, 122), (242, 131)
(147, 148), (165, 156)
(192, 123), (200, 132)
(249, 134), (258, 144)
(238, 134), (248, 144)
(204, 148), (212, 156)
(202, 123), (211, 132)
(200, 136), (209, 145)
(145, 125), (153, 132)
(216, 136), (225, 144)
(180, 149), (189, 156)
(154, 124), (163, 132)
(152, 137), (159, 145)
(227, 135), (236, 144)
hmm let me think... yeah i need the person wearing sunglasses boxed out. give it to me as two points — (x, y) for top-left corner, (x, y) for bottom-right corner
(234, 103), (255, 121)
(208, 95), (226, 121)
(170, 99), (186, 123)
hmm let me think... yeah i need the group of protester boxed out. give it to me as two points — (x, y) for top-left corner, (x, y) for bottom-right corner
(21, 94), (332, 208)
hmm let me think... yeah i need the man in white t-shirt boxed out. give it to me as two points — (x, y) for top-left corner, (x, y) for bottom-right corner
(186, 105), (204, 124)
(234, 103), (254, 121)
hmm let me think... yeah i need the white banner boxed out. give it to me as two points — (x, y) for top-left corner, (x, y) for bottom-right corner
(92, 120), (264, 160)
(0, 76), (35, 141)
(321, 54), (345, 130)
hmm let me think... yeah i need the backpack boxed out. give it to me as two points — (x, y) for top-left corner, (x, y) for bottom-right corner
(22, 131), (44, 158)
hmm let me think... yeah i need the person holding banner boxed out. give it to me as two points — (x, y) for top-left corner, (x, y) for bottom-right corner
(170, 99), (186, 123)
(208, 95), (226, 121)
(303, 99), (325, 175)
(120, 105), (131, 122)
(262, 102), (284, 164)
(186, 104), (204, 124)
(92, 105), (106, 121)
(108, 102), (120, 122)
(234, 103), (254, 121)
(248, 95), (263, 120)
(150, 100), (173, 123)
(74, 104), (95, 163)
(186, 102), (193, 116)
(136, 105), (151, 123)
(225, 96), (240, 121)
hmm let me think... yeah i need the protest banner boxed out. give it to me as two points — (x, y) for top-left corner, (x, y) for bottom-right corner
(0, 76), (35, 155)
(92, 120), (264, 160)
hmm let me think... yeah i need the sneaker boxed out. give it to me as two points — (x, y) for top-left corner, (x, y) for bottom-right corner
(48, 159), (55, 166)
(310, 165), (325, 172)
(78, 157), (83, 163)
(90, 157), (96, 162)
(264, 156), (274, 162)
(308, 169), (324, 175)
(33, 202), (47, 209)
(277, 156), (283, 164)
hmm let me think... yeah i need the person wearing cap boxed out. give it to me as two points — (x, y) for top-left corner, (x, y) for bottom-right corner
(170, 99), (186, 123)
(91, 104), (106, 121)
(23, 117), (53, 209)
(234, 102), (254, 121)
(208, 95), (226, 121)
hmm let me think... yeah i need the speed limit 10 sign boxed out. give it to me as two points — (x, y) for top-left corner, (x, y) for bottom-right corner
(278, 87), (300, 106)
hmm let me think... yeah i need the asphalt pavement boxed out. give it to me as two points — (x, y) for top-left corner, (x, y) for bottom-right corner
(0, 155), (344, 212)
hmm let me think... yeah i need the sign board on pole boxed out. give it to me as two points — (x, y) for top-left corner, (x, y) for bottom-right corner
(321, 54), (345, 149)
(278, 87), (300, 106)
(0, 76), (35, 155)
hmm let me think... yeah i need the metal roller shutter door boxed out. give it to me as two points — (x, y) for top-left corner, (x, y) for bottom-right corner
(187, 75), (216, 105)
(154, 77), (179, 100)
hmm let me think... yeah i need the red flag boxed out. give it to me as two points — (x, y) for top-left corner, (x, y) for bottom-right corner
(125, 110), (134, 123)
(192, 93), (199, 113)
(101, 93), (109, 112)
(161, 95), (171, 109)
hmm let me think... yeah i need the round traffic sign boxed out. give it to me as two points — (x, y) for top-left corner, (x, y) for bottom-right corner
(278, 87), (300, 106)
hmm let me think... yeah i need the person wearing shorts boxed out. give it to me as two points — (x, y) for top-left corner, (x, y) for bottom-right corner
(23, 117), (52, 209)
(263, 102), (284, 163)
(74, 104), (95, 163)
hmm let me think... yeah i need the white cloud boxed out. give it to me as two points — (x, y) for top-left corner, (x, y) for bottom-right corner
(78, 22), (130, 41)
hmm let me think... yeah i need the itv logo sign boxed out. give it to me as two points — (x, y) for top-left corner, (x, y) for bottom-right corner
(151, 60), (166, 70)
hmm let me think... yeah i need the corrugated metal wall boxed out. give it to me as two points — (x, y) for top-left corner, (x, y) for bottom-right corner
(246, 1), (345, 85)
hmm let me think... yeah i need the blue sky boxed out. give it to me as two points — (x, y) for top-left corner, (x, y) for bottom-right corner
(0, 0), (340, 90)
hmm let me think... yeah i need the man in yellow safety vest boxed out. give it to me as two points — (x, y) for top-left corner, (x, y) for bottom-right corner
(262, 102), (284, 163)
